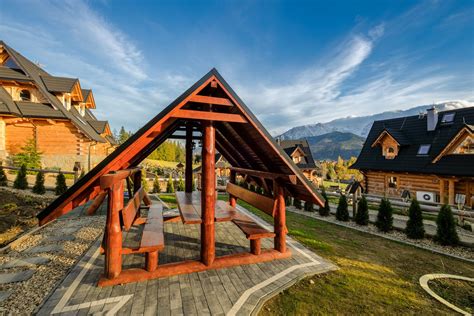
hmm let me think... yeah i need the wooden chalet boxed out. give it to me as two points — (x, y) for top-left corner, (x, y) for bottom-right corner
(0, 41), (116, 171)
(352, 106), (474, 207)
(278, 139), (322, 185)
(37, 69), (324, 286)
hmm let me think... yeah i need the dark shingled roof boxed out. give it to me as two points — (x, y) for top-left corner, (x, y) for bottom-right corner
(0, 86), (20, 115)
(88, 120), (108, 134)
(279, 139), (320, 169)
(352, 107), (474, 176)
(0, 66), (30, 81)
(16, 101), (66, 118)
(81, 89), (91, 101)
(41, 75), (78, 93)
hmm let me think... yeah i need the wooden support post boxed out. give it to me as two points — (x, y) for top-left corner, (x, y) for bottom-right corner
(250, 239), (261, 255)
(439, 179), (445, 204)
(133, 170), (141, 194)
(104, 181), (124, 279)
(201, 120), (216, 266)
(448, 179), (455, 205)
(145, 251), (158, 272)
(185, 122), (194, 192)
(274, 181), (287, 253)
(86, 191), (107, 215)
(229, 170), (237, 207)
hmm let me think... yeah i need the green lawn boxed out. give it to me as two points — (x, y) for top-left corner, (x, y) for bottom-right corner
(161, 193), (474, 314)
(322, 180), (348, 190)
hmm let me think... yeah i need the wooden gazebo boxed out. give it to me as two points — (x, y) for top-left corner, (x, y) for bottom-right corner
(37, 69), (324, 286)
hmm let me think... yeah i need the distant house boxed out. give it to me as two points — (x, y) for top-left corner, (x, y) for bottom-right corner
(352, 106), (474, 208)
(278, 139), (321, 185)
(0, 41), (116, 171)
(194, 153), (230, 190)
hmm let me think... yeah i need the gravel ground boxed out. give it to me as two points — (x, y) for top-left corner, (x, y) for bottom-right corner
(0, 216), (105, 315)
(290, 208), (474, 261)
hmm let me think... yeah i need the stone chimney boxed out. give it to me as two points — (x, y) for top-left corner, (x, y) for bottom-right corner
(427, 106), (438, 131)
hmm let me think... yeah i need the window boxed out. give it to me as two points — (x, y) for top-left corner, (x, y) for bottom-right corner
(388, 176), (397, 188)
(387, 147), (395, 153)
(417, 144), (431, 155)
(19, 89), (31, 101)
(293, 156), (302, 163)
(441, 113), (455, 124)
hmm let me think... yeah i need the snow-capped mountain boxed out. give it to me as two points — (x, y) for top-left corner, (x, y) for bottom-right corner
(278, 100), (474, 139)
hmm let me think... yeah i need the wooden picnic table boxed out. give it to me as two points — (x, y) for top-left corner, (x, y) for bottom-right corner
(175, 191), (237, 224)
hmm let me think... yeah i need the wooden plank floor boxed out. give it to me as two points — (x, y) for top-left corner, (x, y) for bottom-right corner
(37, 204), (336, 316)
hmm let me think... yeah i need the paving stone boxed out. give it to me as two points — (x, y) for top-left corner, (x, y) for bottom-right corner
(49, 234), (76, 242)
(0, 270), (35, 284)
(0, 256), (50, 269)
(0, 291), (12, 302)
(25, 244), (63, 254)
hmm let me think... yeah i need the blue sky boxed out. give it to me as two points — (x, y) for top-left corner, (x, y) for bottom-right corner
(1, 0), (473, 135)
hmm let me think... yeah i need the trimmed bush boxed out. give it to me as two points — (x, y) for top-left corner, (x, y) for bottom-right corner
(13, 164), (28, 190)
(405, 199), (425, 239)
(376, 198), (393, 232)
(141, 169), (149, 193)
(32, 172), (46, 195)
(55, 172), (67, 195)
(166, 175), (175, 193)
(0, 165), (8, 187)
(435, 204), (459, 246)
(318, 189), (330, 216)
(177, 175), (185, 191)
(152, 176), (161, 193)
(335, 194), (349, 221)
(285, 196), (292, 206)
(304, 201), (313, 212)
(355, 196), (369, 225)
(294, 198), (302, 209)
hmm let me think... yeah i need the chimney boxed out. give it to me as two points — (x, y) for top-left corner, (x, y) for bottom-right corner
(426, 106), (438, 131)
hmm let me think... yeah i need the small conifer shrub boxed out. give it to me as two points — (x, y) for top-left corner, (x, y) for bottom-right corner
(55, 172), (67, 195)
(376, 198), (393, 232)
(0, 165), (8, 187)
(293, 198), (302, 209)
(304, 201), (313, 212)
(13, 164), (28, 190)
(152, 176), (161, 193)
(166, 174), (175, 193)
(335, 194), (349, 221)
(435, 204), (459, 246)
(32, 172), (46, 195)
(318, 189), (330, 216)
(405, 199), (425, 239)
(355, 196), (369, 225)
(177, 176), (185, 191)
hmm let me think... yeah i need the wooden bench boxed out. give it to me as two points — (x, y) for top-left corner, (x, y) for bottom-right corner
(175, 191), (237, 223)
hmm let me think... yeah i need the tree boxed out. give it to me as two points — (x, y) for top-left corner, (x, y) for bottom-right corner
(435, 204), (459, 246)
(79, 169), (85, 179)
(32, 172), (46, 195)
(335, 194), (349, 221)
(293, 198), (302, 209)
(376, 198), (393, 232)
(0, 165), (8, 187)
(12, 139), (42, 169)
(166, 174), (175, 193)
(152, 176), (161, 193)
(14, 164), (28, 189)
(304, 201), (313, 212)
(177, 175), (185, 191)
(405, 199), (425, 239)
(55, 172), (67, 195)
(318, 189), (331, 216)
(326, 164), (336, 180)
(117, 126), (132, 145)
(141, 169), (149, 193)
(355, 196), (369, 225)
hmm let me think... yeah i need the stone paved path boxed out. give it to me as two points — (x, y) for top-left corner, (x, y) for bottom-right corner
(38, 204), (336, 315)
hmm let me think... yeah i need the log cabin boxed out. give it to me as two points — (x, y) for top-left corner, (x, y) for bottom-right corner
(0, 41), (116, 171)
(352, 106), (474, 208)
(278, 139), (322, 186)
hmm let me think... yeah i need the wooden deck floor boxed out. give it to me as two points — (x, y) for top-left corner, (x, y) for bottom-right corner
(37, 205), (336, 315)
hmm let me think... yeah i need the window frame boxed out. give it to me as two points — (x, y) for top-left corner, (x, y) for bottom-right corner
(417, 144), (431, 156)
(19, 89), (31, 101)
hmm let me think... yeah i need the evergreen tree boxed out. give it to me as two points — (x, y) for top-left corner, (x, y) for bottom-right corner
(79, 169), (85, 179)
(177, 175), (185, 191)
(376, 198), (393, 232)
(285, 196), (292, 207)
(32, 171), (46, 195)
(293, 198), (302, 209)
(318, 189), (330, 216)
(13, 164), (28, 190)
(355, 196), (369, 225)
(304, 201), (313, 212)
(55, 172), (67, 195)
(152, 176), (161, 193)
(335, 194), (349, 221)
(0, 165), (8, 187)
(12, 139), (42, 169)
(117, 126), (132, 145)
(435, 204), (459, 246)
(166, 174), (175, 193)
(405, 199), (425, 239)
(141, 169), (149, 193)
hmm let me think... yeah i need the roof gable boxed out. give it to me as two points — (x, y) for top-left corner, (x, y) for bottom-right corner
(38, 68), (324, 224)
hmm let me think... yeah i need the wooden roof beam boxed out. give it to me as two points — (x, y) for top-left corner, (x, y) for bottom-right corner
(172, 110), (247, 123)
(188, 95), (233, 107)
(229, 167), (297, 185)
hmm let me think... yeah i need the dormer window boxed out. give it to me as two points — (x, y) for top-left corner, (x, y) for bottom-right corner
(293, 156), (302, 163)
(19, 89), (31, 101)
(417, 144), (431, 155)
(441, 113), (455, 124)
(63, 94), (71, 110)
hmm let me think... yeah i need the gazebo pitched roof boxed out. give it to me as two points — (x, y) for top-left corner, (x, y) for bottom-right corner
(38, 68), (324, 225)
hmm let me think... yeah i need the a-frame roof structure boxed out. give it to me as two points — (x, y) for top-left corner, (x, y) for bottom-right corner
(38, 68), (324, 225)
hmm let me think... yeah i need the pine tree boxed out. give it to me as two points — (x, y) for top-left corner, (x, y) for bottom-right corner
(166, 174), (175, 193)
(318, 189), (330, 216)
(376, 198), (393, 232)
(304, 201), (313, 212)
(405, 199), (425, 239)
(294, 198), (302, 209)
(141, 169), (149, 193)
(55, 172), (67, 195)
(335, 194), (349, 221)
(355, 196), (369, 225)
(13, 164), (28, 190)
(79, 169), (85, 179)
(435, 204), (459, 246)
(177, 175), (185, 191)
(32, 171), (46, 195)
(152, 176), (161, 193)
(0, 165), (8, 187)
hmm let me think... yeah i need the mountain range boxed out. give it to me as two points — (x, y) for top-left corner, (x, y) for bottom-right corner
(306, 132), (365, 160)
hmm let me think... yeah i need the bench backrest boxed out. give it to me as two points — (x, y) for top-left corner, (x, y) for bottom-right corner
(226, 182), (275, 216)
(122, 187), (145, 231)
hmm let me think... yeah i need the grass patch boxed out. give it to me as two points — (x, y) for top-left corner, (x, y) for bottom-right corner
(157, 194), (178, 209)
(429, 278), (474, 314)
(323, 180), (347, 190)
